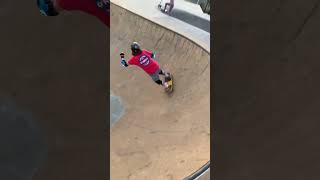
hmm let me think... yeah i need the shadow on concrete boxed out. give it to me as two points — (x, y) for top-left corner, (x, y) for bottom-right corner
(170, 9), (210, 33)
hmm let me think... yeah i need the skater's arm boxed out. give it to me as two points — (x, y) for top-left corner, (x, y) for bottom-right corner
(151, 52), (156, 59)
(145, 50), (155, 58)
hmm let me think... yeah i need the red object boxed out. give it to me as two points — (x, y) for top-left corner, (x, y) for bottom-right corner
(128, 50), (160, 75)
(57, 0), (110, 27)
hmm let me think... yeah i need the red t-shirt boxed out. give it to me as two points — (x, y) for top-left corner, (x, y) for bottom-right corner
(57, 0), (110, 27)
(128, 50), (160, 75)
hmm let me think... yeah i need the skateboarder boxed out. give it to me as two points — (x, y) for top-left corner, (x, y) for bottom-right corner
(120, 42), (171, 89)
(36, 0), (110, 27)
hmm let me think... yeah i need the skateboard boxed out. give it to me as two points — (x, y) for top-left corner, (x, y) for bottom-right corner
(164, 73), (173, 93)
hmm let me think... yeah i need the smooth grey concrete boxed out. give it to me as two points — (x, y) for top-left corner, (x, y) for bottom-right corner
(170, 9), (210, 33)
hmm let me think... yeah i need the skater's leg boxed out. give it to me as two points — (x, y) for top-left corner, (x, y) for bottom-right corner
(159, 69), (169, 77)
(164, 3), (168, 10)
(151, 69), (163, 86)
(168, 4), (174, 13)
(155, 79), (168, 89)
(155, 79), (163, 85)
(159, 69), (165, 75)
(158, 69), (171, 84)
(164, 3), (171, 12)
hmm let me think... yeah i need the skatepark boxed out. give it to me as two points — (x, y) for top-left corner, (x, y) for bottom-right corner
(110, 1), (210, 179)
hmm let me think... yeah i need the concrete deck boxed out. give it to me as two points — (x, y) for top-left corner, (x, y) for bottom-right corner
(166, 0), (210, 20)
(111, 0), (210, 52)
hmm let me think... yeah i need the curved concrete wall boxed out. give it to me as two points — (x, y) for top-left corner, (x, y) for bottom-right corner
(170, 9), (210, 33)
(184, 161), (210, 180)
(110, 3), (210, 180)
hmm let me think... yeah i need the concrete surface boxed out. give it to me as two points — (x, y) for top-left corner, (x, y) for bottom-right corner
(111, 0), (210, 52)
(170, 9), (210, 33)
(110, 3), (210, 180)
(0, 1), (108, 179)
(110, 92), (125, 127)
(168, 0), (210, 20)
(214, 0), (320, 179)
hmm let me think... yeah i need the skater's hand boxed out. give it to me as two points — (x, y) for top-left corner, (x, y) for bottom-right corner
(121, 59), (128, 67)
(151, 52), (156, 59)
(120, 52), (125, 58)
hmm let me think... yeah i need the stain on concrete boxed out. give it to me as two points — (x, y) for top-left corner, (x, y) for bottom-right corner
(110, 92), (125, 127)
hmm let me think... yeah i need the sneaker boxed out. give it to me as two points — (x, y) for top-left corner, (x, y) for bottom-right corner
(164, 82), (169, 89)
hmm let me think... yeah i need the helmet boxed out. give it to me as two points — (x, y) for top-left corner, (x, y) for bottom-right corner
(36, 0), (59, 16)
(131, 42), (142, 55)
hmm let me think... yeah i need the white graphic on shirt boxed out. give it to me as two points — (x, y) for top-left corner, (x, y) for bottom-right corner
(139, 55), (150, 66)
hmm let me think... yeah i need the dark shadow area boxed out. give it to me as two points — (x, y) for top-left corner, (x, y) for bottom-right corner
(0, 1), (108, 179)
(170, 9), (210, 33)
(214, 0), (320, 179)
